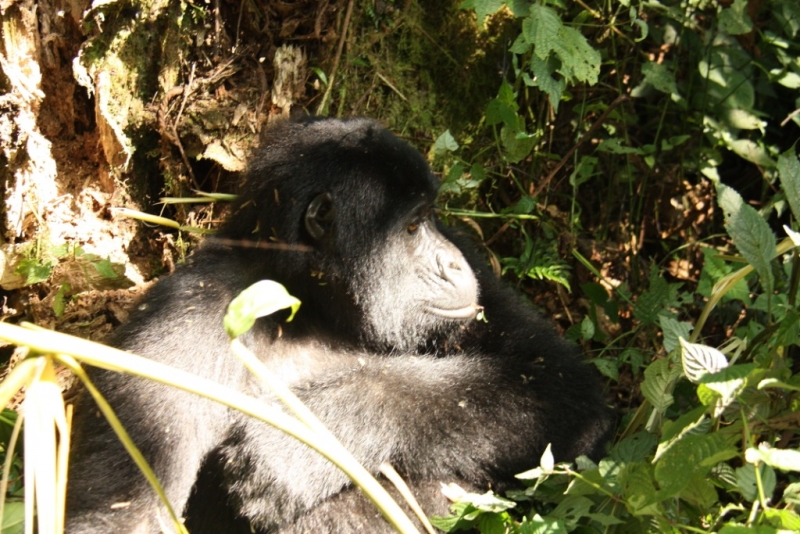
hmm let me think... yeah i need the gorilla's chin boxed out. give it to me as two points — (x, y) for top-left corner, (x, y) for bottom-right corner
(425, 304), (480, 320)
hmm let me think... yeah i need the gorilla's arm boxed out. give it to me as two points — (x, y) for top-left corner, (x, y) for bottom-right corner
(66, 254), (250, 534)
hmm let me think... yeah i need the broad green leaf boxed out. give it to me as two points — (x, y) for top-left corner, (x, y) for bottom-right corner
(551, 495), (593, 529)
(772, 69), (800, 89)
(579, 316), (595, 341)
(527, 55), (566, 110)
(716, 183), (776, 295)
(522, 514), (567, 534)
(655, 409), (710, 461)
(224, 280), (301, 338)
(611, 432), (658, 463)
(500, 125), (535, 163)
(778, 150), (800, 222)
(524, 4), (562, 59)
(597, 138), (643, 155)
(736, 463), (776, 502)
(92, 258), (119, 279)
(433, 130), (459, 156)
(698, 363), (756, 416)
(660, 316), (693, 354)
(485, 99), (517, 127)
(633, 275), (670, 325)
(16, 258), (54, 285)
(459, 0), (504, 26)
(619, 462), (657, 514)
(592, 358), (619, 381)
(553, 25), (601, 84)
(719, 0), (753, 35)
(681, 476), (719, 508)
(641, 62), (677, 95)
(655, 433), (737, 500)
(641, 358), (675, 413)
(679, 338), (728, 383)
(1, 502), (23, 534)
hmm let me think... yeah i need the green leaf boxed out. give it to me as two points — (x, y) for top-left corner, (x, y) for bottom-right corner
(736, 463), (776, 502)
(524, 4), (562, 60)
(592, 358), (619, 381)
(641, 358), (675, 413)
(641, 62), (677, 95)
(655, 433), (738, 500)
(92, 258), (120, 279)
(597, 138), (643, 155)
(16, 258), (54, 285)
(680, 475), (719, 508)
(619, 462), (658, 515)
(1, 501), (24, 534)
(459, 0), (504, 26)
(778, 150), (800, 222)
(485, 98), (518, 127)
(719, 0), (753, 36)
(224, 280), (301, 338)
(500, 124), (535, 163)
(611, 431), (658, 463)
(659, 316), (693, 354)
(553, 25), (601, 84)
(527, 55), (567, 110)
(433, 130), (459, 155)
(551, 495), (593, 529)
(458, 491), (517, 513)
(633, 275), (670, 325)
(716, 183), (777, 295)
(53, 283), (71, 318)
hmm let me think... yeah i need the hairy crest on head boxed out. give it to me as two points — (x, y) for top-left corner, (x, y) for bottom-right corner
(66, 116), (612, 534)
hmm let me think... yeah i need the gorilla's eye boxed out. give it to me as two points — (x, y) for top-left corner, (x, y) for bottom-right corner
(407, 223), (419, 234)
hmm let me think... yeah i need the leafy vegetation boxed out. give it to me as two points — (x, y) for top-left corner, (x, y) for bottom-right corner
(423, 0), (800, 532)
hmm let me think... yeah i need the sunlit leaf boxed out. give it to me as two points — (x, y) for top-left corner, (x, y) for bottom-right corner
(224, 280), (301, 338)
(679, 338), (728, 383)
(746, 443), (800, 472)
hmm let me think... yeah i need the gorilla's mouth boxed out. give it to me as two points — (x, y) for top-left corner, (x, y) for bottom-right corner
(425, 304), (480, 320)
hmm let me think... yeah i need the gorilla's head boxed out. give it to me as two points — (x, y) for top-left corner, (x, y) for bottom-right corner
(221, 117), (479, 352)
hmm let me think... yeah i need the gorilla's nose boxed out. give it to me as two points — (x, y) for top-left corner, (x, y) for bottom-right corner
(437, 249), (478, 300)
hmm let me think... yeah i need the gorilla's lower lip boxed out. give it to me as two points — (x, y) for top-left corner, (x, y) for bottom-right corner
(426, 305), (479, 320)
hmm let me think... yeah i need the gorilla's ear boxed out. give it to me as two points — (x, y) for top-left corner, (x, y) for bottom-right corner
(305, 193), (336, 241)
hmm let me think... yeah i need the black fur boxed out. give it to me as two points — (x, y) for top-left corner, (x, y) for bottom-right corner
(66, 117), (611, 533)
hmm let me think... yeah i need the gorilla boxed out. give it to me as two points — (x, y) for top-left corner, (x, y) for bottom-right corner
(66, 117), (611, 533)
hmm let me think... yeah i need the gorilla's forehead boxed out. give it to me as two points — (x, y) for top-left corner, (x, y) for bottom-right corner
(270, 117), (439, 199)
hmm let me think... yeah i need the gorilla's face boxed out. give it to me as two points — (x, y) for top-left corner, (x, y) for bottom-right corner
(227, 117), (481, 352)
(350, 203), (480, 352)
